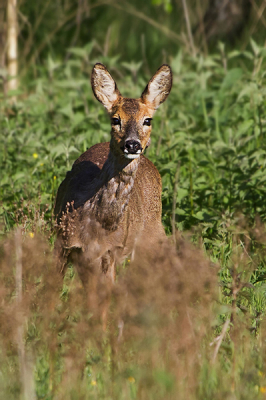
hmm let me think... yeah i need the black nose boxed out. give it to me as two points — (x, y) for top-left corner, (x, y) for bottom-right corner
(124, 140), (142, 154)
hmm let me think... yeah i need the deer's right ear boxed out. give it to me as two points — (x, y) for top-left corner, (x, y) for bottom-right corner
(91, 63), (121, 112)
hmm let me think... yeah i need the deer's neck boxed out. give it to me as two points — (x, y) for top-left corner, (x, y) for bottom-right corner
(86, 152), (140, 230)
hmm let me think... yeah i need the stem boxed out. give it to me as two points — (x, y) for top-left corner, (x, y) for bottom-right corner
(195, 0), (208, 55)
(180, 0), (196, 57)
(7, 0), (18, 98)
(189, 158), (194, 216)
(0, 0), (7, 94)
(15, 229), (36, 400)
(111, 1), (181, 42)
(201, 96), (209, 127)
(211, 318), (230, 364)
(171, 161), (181, 243)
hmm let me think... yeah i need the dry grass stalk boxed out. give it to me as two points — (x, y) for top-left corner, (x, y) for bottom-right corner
(211, 318), (230, 364)
(15, 229), (36, 400)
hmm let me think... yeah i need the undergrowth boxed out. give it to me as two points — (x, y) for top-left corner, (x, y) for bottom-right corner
(1, 41), (266, 398)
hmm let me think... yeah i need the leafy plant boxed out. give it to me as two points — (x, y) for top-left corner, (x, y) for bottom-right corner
(1, 42), (266, 399)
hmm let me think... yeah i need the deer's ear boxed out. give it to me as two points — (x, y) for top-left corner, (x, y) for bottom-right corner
(91, 63), (121, 112)
(141, 64), (172, 109)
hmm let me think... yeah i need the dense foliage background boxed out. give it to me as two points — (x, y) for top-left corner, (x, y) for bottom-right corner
(0, 0), (264, 82)
(1, 1), (266, 399)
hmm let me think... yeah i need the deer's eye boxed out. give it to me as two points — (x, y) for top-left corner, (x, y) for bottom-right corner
(111, 117), (120, 126)
(143, 118), (152, 126)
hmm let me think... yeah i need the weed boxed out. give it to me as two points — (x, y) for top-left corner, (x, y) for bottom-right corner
(1, 45), (266, 398)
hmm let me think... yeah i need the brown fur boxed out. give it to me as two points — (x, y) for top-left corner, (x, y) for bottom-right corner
(54, 63), (172, 314)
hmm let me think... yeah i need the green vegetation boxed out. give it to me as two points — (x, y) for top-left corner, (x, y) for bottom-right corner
(1, 37), (266, 399)
(14, 0), (266, 73)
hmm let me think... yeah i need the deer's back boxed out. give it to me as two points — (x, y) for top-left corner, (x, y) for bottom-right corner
(55, 142), (110, 218)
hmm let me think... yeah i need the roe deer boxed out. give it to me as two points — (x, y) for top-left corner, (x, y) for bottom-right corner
(54, 63), (172, 312)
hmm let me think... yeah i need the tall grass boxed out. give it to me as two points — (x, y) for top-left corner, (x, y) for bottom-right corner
(1, 43), (266, 398)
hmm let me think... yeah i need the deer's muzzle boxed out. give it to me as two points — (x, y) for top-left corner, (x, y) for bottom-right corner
(123, 139), (143, 159)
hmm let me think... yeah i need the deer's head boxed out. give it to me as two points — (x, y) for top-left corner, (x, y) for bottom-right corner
(91, 63), (172, 161)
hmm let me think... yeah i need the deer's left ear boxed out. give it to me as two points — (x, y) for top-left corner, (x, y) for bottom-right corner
(141, 64), (172, 109)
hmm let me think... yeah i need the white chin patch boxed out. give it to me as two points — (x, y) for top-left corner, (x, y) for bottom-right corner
(124, 153), (140, 160)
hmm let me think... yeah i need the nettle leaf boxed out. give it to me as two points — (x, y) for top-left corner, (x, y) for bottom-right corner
(228, 50), (242, 59)
(176, 188), (188, 201)
(72, 113), (85, 128)
(160, 162), (177, 173)
(68, 146), (79, 154)
(235, 120), (254, 137)
(251, 168), (266, 181)
(12, 172), (27, 182)
(55, 79), (88, 89)
(50, 144), (68, 159)
(47, 55), (61, 73)
(194, 211), (204, 220)
(67, 47), (90, 58)
(171, 51), (183, 75)
(175, 208), (186, 216)
(242, 51), (254, 60)
(237, 83), (259, 101)
(249, 149), (266, 159)
(58, 103), (73, 118)
(220, 68), (243, 92)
